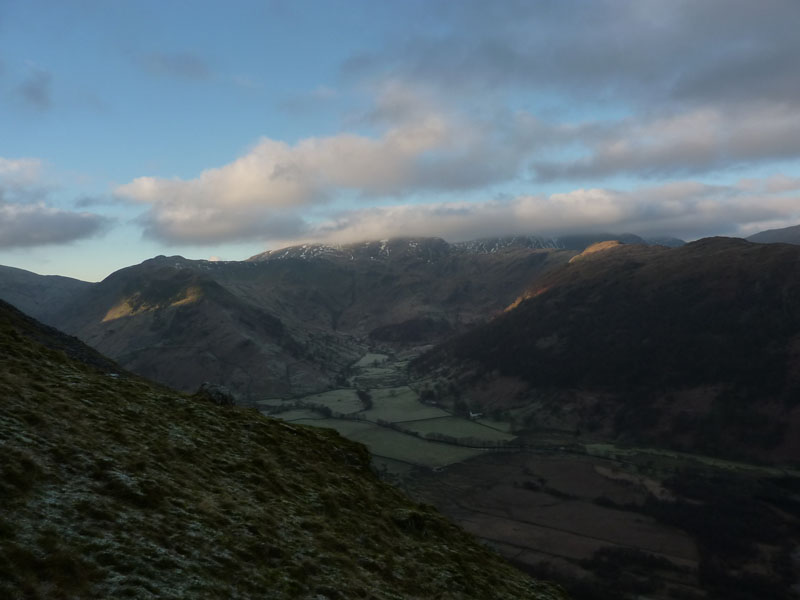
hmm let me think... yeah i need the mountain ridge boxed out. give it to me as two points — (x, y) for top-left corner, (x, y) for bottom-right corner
(414, 237), (800, 463)
(2, 236), (589, 398)
(747, 223), (800, 245)
(246, 232), (676, 263)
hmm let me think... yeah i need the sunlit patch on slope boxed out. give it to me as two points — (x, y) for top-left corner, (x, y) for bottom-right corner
(102, 285), (204, 322)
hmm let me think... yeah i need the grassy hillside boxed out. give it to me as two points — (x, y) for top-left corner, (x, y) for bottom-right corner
(0, 300), (565, 600)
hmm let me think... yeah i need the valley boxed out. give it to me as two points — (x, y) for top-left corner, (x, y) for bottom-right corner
(263, 344), (800, 600)
(3, 233), (800, 599)
(259, 348), (518, 474)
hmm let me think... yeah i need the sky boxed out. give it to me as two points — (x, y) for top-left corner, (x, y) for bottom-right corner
(1, 0), (799, 282)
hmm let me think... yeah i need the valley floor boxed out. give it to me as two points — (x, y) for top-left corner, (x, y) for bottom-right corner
(260, 348), (800, 600)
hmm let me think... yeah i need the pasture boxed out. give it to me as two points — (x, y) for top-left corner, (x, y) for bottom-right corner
(297, 388), (364, 414)
(402, 416), (517, 442)
(292, 418), (485, 468)
(361, 386), (450, 422)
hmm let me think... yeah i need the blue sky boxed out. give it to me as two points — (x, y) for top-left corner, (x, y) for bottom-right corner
(1, 0), (799, 281)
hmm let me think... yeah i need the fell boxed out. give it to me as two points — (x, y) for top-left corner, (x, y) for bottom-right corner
(0, 300), (564, 600)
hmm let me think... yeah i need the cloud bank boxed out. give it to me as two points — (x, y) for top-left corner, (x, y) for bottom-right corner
(280, 179), (800, 246)
(532, 105), (800, 181)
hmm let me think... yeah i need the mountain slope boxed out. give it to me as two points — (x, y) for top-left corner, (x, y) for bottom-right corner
(747, 223), (800, 245)
(53, 258), (345, 398)
(415, 238), (800, 462)
(39, 241), (575, 399)
(0, 234), (672, 401)
(0, 265), (91, 325)
(0, 299), (565, 600)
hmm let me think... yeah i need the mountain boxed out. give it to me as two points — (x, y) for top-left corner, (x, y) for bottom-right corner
(415, 237), (800, 463)
(51, 256), (341, 399)
(643, 235), (686, 247)
(0, 298), (565, 599)
(0, 239), (577, 399)
(247, 233), (655, 261)
(404, 238), (800, 600)
(0, 234), (683, 401)
(0, 264), (91, 325)
(747, 223), (800, 245)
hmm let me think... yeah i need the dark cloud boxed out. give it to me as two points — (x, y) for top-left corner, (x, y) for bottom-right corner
(0, 202), (110, 248)
(531, 104), (800, 181)
(0, 157), (110, 247)
(672, 47), (800, 108)
(143, 51), (211, 80)
(344, 0), (800, 110)
(74, 194), (117, 208)
(17, 67), (52, 110)
(336, 1), (800, 185)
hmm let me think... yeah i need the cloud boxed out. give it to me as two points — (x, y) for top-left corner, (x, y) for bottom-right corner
(0, 157), (51, 204)
(338, 1), (800, 182)
(143, 51), (211, 80)
(135, 206), (307, 246)
(0, 156), (110, 248)
(346, 0), (800, 111)
(531, 104), (800, 181)
(0, 203), (109, 248)
(273, 178), (800, 247)
(116, 90), (537, 244)
(333, 3), (800, 184)
(17, 65), (52, 110)
(115, 71), (800, 247)
(116, 118), (451, 243)
(0, 157), (43, 189)
(73, 194), (115, 208)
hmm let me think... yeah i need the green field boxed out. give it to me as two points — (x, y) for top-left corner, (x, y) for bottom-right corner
(361, 386), (450, 422)
(297, 388), (364, 414)
(260, 351), (516, 471)
(352, 367), (406, 388)
(293, 418), (486, 468)
(402, 417), (517, 442)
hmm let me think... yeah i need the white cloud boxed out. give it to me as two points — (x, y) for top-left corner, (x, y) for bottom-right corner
(0, 157), (43, 189)
(114, 70), (800, 246)
(118, 117), (451, 208)
(273, 177), (800, 247)
(115, 90), (536, 244)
